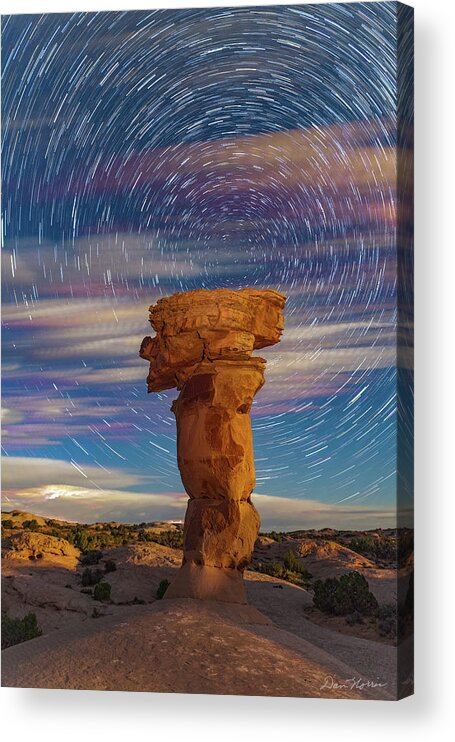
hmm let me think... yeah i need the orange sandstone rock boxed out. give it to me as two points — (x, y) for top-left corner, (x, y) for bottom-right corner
(2, 532), (80, 567)
(140, 288), (285, 392)
(173, 359), (265, 502)
(140, 287), (286, 603)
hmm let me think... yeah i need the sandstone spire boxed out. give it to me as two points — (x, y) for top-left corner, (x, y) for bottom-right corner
(140, 288), (286, 603)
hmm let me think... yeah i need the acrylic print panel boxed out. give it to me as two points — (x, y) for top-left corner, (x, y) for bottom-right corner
(1, 2), (414, 700)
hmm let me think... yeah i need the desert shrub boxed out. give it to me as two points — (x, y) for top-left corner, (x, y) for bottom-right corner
(349, 536), (396, 562)
(64, 524), (150, 551)
(348, 537), (370, 555)
(23, 519), (39, 531)
(104, 559), (117, 573)
(375, 603), (396, 620)
(283, 549), (304, 573)
(313, 571), (378, 616)
(80, 587), (93, 595)
(2, 612), (42, 649)
(257, 561), (286, 578)
(93, 581), (111, 602)
(72, 528), (90, 551)
(2, 519), (14, 529)
(375, 604), (398, 638)
(81, 550), (103, 566)
(262, 531), (285, 543)
(345, 610), (365, 625)
(373, 537), (396, 561)
(156, 579), (170, 599)
(81, 568), (104, 587)
(312, 576), (339, 612)
(257, 559), (312, 584)
(144, 530), (184, 549)
(378, 618), (397, 639)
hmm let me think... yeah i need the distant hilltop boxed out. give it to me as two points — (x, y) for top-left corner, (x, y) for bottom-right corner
(2, 510), (400, 538)
(2, 510), (183, 532)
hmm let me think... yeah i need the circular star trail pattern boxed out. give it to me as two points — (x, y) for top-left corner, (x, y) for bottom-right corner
(1, 4), (412, 519)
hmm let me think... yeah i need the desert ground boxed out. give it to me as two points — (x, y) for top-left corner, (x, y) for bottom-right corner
(1, 511), (413, 700)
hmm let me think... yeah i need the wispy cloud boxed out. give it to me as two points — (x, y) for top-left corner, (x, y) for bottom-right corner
(1, 483), (401, 530)
(1, 455), (148, 491)
(2, 247), (397, 450)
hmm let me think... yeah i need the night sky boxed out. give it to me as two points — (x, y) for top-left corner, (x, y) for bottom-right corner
(1, 3), (411, 529)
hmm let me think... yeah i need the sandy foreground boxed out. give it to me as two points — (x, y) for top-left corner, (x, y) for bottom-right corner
(1, 528), (412, 699)
(2, 596), (396, 699)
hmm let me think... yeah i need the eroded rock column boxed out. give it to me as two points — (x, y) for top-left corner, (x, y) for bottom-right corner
(140, 288), (286, 603)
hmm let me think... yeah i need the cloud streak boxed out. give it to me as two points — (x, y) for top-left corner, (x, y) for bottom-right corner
(1, 455), (148, 491)
(2, 483), (402, 530)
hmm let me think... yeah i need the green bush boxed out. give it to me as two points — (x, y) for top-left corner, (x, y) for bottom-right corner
(283, 549), (303, 573)
(257, 557), (312, 584)
(2, 612), (42, 649)
(313, 571), (378, 616)
(73, 528), (90, 551)
(93, 581), (111, 602)
(81, 550), (103, 566)
(81, 568), (103, 587)
(143, 530), (184, 549)
(156, 579), (170, 599)
(349, 536), (396, 562)
(312, 576), (339, 612)
(345, 610), (365, 625)
(23, 519), (39, 530)
(104, 559), (117, 573)
(375, 603), (396, 620)
(262, 531), (285, 543)
(257, 561), (286, 578)
(2, 519), (14, 529)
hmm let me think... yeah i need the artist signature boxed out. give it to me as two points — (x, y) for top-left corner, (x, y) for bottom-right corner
(320, 675), (388, 691)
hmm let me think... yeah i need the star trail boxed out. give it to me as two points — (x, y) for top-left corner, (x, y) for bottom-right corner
(1, 3), (411, 528)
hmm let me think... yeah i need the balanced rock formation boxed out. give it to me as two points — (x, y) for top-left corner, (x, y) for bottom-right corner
(140, 288), (286, 603)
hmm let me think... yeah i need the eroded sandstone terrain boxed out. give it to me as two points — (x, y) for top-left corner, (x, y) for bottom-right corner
(1, 511), (413, 699)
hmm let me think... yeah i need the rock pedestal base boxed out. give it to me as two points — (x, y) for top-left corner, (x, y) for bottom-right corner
(165, 563), (248, 603)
